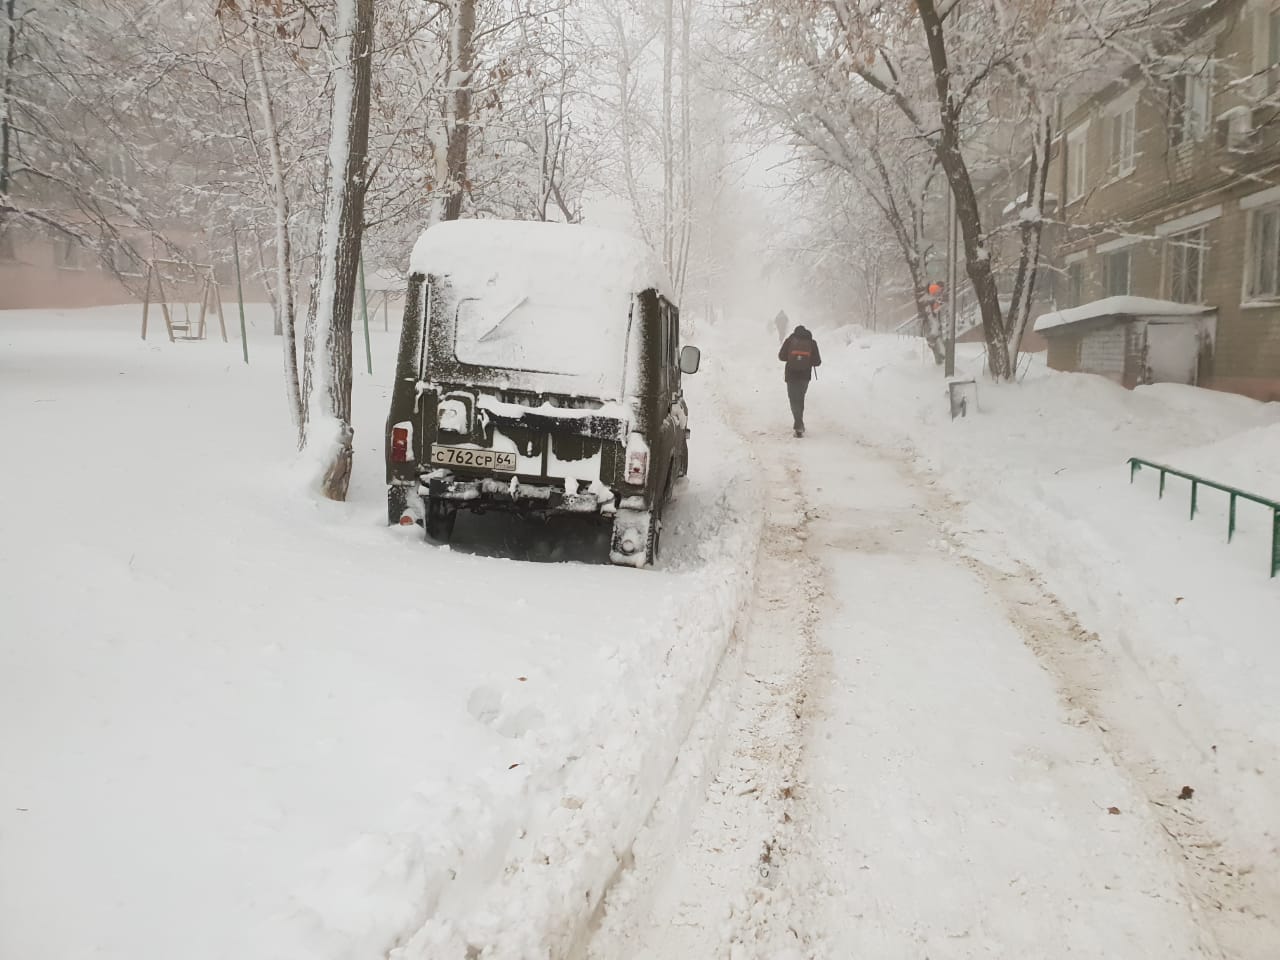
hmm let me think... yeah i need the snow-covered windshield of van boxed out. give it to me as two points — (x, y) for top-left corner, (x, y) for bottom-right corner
(453, 294), (630, 395)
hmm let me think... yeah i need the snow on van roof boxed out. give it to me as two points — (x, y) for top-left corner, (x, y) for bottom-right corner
(408, 218), (673, 301)
(1034, 296), (1213, 333)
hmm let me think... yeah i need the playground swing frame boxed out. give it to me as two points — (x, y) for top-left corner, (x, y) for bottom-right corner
(140, 259), (229, 344)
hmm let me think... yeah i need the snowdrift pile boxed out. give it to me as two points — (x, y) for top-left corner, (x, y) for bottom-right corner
(0, 307), (761, 960)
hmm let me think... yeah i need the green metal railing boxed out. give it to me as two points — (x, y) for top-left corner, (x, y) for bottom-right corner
(1128, 458), (1280, 578)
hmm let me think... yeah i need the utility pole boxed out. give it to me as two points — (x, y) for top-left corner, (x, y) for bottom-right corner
(944, 182), (958, 378)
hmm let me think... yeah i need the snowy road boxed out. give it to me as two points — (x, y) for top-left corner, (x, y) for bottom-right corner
(587, 356), (1274, 959)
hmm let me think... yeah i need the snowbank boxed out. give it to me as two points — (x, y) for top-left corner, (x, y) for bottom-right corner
(795, 334), (1280, 903)
(0, 307), (760, 960)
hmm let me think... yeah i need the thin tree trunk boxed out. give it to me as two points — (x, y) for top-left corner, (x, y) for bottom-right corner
(248, 17), (303, 429)
(441, 0), (474, 222)
(304, 0), (373, 500)
(1, 0), (17, 215)
(1006, 110), (1054, 370)
(674, 0), (694, 301)
(915, 0), (1011, 380)
(611, 13), (653, 250)
(661, 0), (675, 275)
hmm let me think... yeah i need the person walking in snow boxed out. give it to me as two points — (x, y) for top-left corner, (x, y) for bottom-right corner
(774, 309), (789, 342)
(779, 324), (821, 438)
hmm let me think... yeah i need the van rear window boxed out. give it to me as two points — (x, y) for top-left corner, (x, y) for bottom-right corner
(453, 295), (630, 394)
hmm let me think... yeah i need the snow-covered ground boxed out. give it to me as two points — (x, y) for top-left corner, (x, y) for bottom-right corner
(831, 332), (1280, 948)
(5, 308), (1278, 960)
(587, 326), (1280, 959)
(0, 306), (760, 960)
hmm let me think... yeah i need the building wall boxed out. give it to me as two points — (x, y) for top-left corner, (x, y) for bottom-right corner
(1030, 0), (1280, 401)
(1, 220), (271, 311)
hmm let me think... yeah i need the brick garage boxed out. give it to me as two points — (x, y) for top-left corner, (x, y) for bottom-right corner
(1036, 298), (1215, 389)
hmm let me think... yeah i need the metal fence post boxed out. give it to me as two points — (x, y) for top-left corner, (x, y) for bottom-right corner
(1129, 456), (1280, 580)
(1272, 508), (1279, 579)
(359, 256), (372, 376)
(232, 229), (248, 364)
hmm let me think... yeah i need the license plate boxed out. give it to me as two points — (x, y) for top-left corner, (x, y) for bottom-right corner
(430, 445), (518, 472)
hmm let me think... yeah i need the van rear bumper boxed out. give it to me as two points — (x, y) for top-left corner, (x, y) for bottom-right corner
(420, 475), (616, 516)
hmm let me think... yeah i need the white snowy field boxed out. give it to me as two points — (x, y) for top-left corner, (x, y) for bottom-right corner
(0, 306), (761, 960)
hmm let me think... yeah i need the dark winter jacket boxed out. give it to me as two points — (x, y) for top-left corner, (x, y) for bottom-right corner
(779, 326), (821, 382)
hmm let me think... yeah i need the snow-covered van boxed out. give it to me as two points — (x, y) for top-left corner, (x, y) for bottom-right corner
(384, 219), (701, 567)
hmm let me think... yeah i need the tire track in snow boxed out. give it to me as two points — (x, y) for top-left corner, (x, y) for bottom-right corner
(956, 547), (1276, 959)
(874, 440), (1277, 959)
(583, 447), (823, 959)
(589, 368), (1253, 959)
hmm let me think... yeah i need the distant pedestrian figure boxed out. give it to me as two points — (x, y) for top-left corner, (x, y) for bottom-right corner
(779, 325), (821, 437)
(774, 309), (789, 342)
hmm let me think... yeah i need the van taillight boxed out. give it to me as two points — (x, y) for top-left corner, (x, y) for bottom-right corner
(391, 427), (409, 462)
(625, 449), (649, 485)
(624, 433), (650, 486)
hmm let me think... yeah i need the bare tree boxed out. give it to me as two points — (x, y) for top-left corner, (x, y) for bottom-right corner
(216, 2), (306, 428)
(746, 0), (1176, 380)
(434, 0), (475, 223)
(303, 0), (373, 500)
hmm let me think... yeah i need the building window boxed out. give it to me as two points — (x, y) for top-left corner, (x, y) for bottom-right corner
(54, 232), (84, 271)
(1066, 124), (1088, 203)
(105, 238), (144, 278)
(1246, 204), (1280, 299)
(1170, 67), (1212, 146)
(1104, 249), (1132, 297)
(1107, 104), (1136, 178)
(1167, 227), (1207, 303)
(1067, 261), (1085, 306)
(104, 150), (136, 186)
(1036, 263), (1056, 302)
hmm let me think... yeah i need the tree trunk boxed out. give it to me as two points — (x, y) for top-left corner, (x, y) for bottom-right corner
(303, 0), (373, 501)
(1, 0), (16, 202)
(248, 17), (302, 429)
(661, 0), (675, 275)
(441, 0), (474, 222)
(674, 0), (694, 300)
(915, 0), (1011, 381)
(1005, 111), (1054, 372)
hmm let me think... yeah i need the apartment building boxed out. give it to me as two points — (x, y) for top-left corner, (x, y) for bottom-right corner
(1021, 0), (1280, 401)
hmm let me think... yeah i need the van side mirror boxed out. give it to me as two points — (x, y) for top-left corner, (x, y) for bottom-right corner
(679, 344), (701, 375)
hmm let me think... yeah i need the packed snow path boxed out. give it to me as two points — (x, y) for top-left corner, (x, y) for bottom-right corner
(587, 386), (1276, 958)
